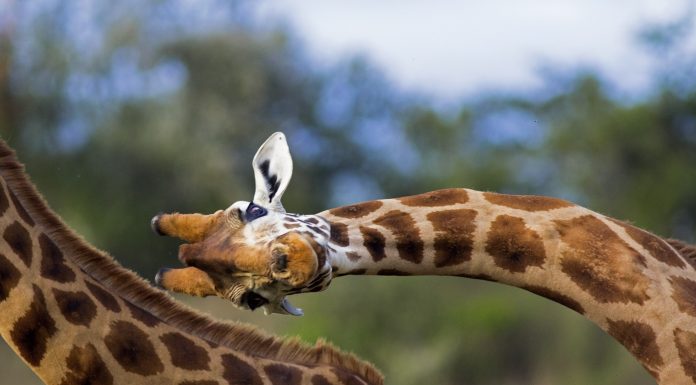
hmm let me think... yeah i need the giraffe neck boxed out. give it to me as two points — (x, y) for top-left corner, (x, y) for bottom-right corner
(0, 143), (382, 385)
(320, 188), (696, 384)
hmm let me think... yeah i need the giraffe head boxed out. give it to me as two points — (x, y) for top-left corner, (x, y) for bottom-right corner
(152, 133), (332, 315)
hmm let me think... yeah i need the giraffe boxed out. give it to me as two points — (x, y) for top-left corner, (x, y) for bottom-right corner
(155, 132), (696, 384)
(0, 138), (382, 385)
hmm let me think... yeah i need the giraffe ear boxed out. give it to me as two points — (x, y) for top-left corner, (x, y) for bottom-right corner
(252, 132), (293, 212)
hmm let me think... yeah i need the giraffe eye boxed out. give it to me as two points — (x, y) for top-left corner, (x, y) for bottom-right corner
(245, 203), (268, 221)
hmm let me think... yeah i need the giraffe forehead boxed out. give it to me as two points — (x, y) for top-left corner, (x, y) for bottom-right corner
(246, 212), (328, 240)
(279, 214), (331, 245)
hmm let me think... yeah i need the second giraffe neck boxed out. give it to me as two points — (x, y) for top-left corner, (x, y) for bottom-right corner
(319, 188), (696, 384)
(0, 142), (382, 385)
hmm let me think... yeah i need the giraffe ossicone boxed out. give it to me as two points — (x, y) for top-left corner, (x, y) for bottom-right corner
(155, 131), (696, 384)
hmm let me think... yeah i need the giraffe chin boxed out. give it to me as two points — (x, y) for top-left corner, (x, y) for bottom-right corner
(264, 298), (304, 316)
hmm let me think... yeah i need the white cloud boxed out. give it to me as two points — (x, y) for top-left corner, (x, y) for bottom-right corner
(253, 0), (691, 97)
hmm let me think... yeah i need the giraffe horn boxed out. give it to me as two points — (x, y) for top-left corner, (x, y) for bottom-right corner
(151, 211), (224, 243)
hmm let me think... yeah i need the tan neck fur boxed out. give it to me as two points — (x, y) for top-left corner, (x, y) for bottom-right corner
(320, 188), (696, 384)
(0, 140), (382, 385)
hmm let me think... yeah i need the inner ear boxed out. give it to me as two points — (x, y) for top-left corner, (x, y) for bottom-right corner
(270, 232), (318, 287)
(252, 132), (293, 212)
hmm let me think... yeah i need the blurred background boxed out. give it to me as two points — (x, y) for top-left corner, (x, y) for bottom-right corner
(1, 1), (695, 384)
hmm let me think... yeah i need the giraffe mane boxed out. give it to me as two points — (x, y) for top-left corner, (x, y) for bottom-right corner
(666, 238), (696, 268)
(0, 140), (383, 385)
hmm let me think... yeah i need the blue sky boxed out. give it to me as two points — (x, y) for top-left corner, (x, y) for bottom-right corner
(253, 0), (693, 98)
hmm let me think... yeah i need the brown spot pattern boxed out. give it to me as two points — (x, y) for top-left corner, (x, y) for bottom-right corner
(674, 328), (696, 382)
(555, 215), (650, 304)
(305, 235), (327, 269)
(221, 354), (263, 385)
(307, 225), (328, 238)
(607, 320), (663, 375)
(330, 200), (383, 219)
(9, 190), (35, 226)
(330, 222), (350, 247)
(10, 285), (57, 366)
(104, 321), (164, 376)
(612, 219), (686, 268)
(360, 226), (386, 262)
(0, 253), (20, 302)
(374, 210), (424, 263)
(346, 252), (362, 262)
(85, 280), (121, 313)
(264, 364), (302, 385)
(311, 375), (332, 385)
(39, 233), (76, 283)
(125, 301), (161, 327)
(0, 184), (8, 216)
(3, 221), (32, 267)
(400, 188), (469, 207)
(523, 285), (585, 314)
(484, 192), (573, 211)
(485, 215), (546, 273)
(284, 223), (302, 230)
(160, 332), (210, 371)
(53, 289), (97, 327)
(428, 209), (477, 267)
(60, 343), (113, 385)
(670, 277), (696, 317)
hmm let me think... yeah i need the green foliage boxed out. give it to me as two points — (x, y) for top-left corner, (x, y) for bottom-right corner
(1, 1), (694, 384)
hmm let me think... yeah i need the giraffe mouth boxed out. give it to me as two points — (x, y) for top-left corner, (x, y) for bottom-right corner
(248, 287), (304, 316)
(241, 290), (269, 310)
(270, 297), (304, 316)
(241, 292), (304, 316)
